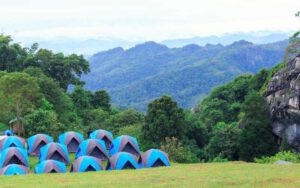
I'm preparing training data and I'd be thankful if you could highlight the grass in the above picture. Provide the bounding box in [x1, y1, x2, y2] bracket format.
[1, 159, 300, 187]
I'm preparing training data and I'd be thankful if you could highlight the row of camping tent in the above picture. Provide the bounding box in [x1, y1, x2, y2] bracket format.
[0, 130, 170, 175]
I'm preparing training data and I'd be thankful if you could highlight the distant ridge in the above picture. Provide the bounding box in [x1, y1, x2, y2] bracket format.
[83, 39, 288, 111]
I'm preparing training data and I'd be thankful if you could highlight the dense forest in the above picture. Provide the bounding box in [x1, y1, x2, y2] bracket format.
[0, 31, 299, 164]
[84, 40, 287, 111]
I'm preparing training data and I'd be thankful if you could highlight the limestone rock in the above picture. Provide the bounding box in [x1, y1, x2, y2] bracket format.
[265, 54, 300, 149]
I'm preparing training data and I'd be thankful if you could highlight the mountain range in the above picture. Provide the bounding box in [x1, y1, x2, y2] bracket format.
[83, 40, 288, 111]
[17, 31, 291, 55]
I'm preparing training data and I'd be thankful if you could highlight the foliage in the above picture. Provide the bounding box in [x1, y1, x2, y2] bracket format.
[254, 151, 300, 164]
[238, 91, 277, 161]
[206, 122, 241, 160]
[160, 137, 199, 163]
[0, 72, 42, 123]
[0, 123, 8, 131]
[143, 96, 186, 147]
[91, 90, 111, 111]
[85, 40, 287, 111]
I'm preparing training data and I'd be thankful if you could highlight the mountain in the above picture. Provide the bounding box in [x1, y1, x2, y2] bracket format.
[16, 31, 291, 56]
[83, 40, 288, 111]
[162, 32, 292, 47]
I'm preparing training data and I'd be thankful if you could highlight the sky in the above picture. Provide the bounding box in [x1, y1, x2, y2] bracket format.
[0, 0, 299, 41]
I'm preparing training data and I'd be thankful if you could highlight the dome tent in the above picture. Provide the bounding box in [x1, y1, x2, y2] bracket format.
[109, 135, 141, 157]
[0, 147, 29, 168]
[139, 149, 170, 168]
[0, 136, 25, 150]
[0, 164, 29, 175]
[39, 143, 70, 165]
[27, 134, 53, 156]
[76, 139, 108, 160]
[89, 129, 113, 150]
[106, 152, 139, 170]
[71, 156, 103, 173]
[34, 160, 67, 174]
[59, 131, 84, 153]
[2, 130, 13, 136]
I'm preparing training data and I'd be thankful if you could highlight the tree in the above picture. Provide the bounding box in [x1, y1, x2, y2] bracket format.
[32, 49, 90, 90]
[23, 67, 82, 128]
[0, 72, 42, 123]
[0, 35, 28, 72]
[91, 90, 111, 111]
[238, 91, 277, 161]
[143, 96, 186, 147]
[206, 122, 241, 160]
[111, 109, 144, 133]
[71, 86, 93, 112]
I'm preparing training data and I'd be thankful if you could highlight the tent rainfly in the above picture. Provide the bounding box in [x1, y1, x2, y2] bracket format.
[109, 135, 141, 157]
[89, 129, 113, 150]
[139, 149, 171, 168]
[27, 134, 53, 156]
[34, 160, 67, 174]
[76, 139, 109, 160]
[39, 143, 70, 165]
[59, 132, 84, 153]
[71, 156, 103, 173]
[0, 164, 29, 175]
[0, 147, 29, 168]
[0, 136, 25, 150]
[106, 152, 139, 170]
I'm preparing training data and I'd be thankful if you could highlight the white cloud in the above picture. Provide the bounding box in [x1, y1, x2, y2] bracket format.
[0, 0, 299, 40]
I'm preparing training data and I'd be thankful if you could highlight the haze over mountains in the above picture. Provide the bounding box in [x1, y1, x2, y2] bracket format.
[83, 39, 288, 111]
[17, 31, 292, 55]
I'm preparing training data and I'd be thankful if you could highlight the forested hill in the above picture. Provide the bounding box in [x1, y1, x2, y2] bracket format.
[83, 40, 288, 111]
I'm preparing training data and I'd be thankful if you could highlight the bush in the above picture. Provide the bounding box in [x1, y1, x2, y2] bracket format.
[160, 137, 199, 163]
[211, 157, 229, 163]
[254, 151, 300, 164]
[0, 123, 8, 132]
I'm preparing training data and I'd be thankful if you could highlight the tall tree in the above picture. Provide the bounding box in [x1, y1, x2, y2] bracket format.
[91, 90, 111, 111]
[0, 72, 42, 123]
[32, 49, 90, 90]
[143, 96, 186, 147]
[238, 91, 277, 161]
[0, 35, 28, 72]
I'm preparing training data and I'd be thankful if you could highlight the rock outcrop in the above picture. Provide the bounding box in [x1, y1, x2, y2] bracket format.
[265, 54, 300, 149]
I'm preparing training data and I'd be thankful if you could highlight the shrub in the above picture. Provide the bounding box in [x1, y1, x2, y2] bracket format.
[160, 137, 199, 163]
[254, 151, 300, 164]
[211, 156, 229, 163]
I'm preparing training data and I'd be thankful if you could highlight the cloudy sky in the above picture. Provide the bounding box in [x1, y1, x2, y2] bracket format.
[0, 0, 299, 41]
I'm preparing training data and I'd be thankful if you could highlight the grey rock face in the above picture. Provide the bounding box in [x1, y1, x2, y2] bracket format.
[265, 54, 300, 149]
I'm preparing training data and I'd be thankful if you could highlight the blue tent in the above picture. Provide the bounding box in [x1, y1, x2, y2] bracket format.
[58, 131, 84, 153]
[2, 130, 13, 136]
[139, 149, 170, 168]
[34, 160, 67, 174]
[110, 135, 141, 157]
[0, 147, 29, 168]
[39, 143, 70, 165]
[71, 156, 103, 173]
[89, 129, 113, 150]
[0, 164, 29, 175]
[76, 139, 108, 160]
[0, 136, 25, 150]
[27, 134, 53, 156]
[106, 152, 139, 170]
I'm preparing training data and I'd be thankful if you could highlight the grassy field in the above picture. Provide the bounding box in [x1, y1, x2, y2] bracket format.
[1, 159, 300, 188]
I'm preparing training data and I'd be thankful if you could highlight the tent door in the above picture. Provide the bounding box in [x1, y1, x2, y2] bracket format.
[152, 158, 165, 167]
[85, 165, 96, 172]
[122, 161, 135, 170]
[123, 143, 139, 157]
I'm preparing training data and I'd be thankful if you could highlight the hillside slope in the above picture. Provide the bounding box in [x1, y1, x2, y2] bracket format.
[83, 40, 288, 111]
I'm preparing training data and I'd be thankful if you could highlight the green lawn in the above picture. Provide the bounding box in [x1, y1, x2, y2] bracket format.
[1, 160, 300, 187]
